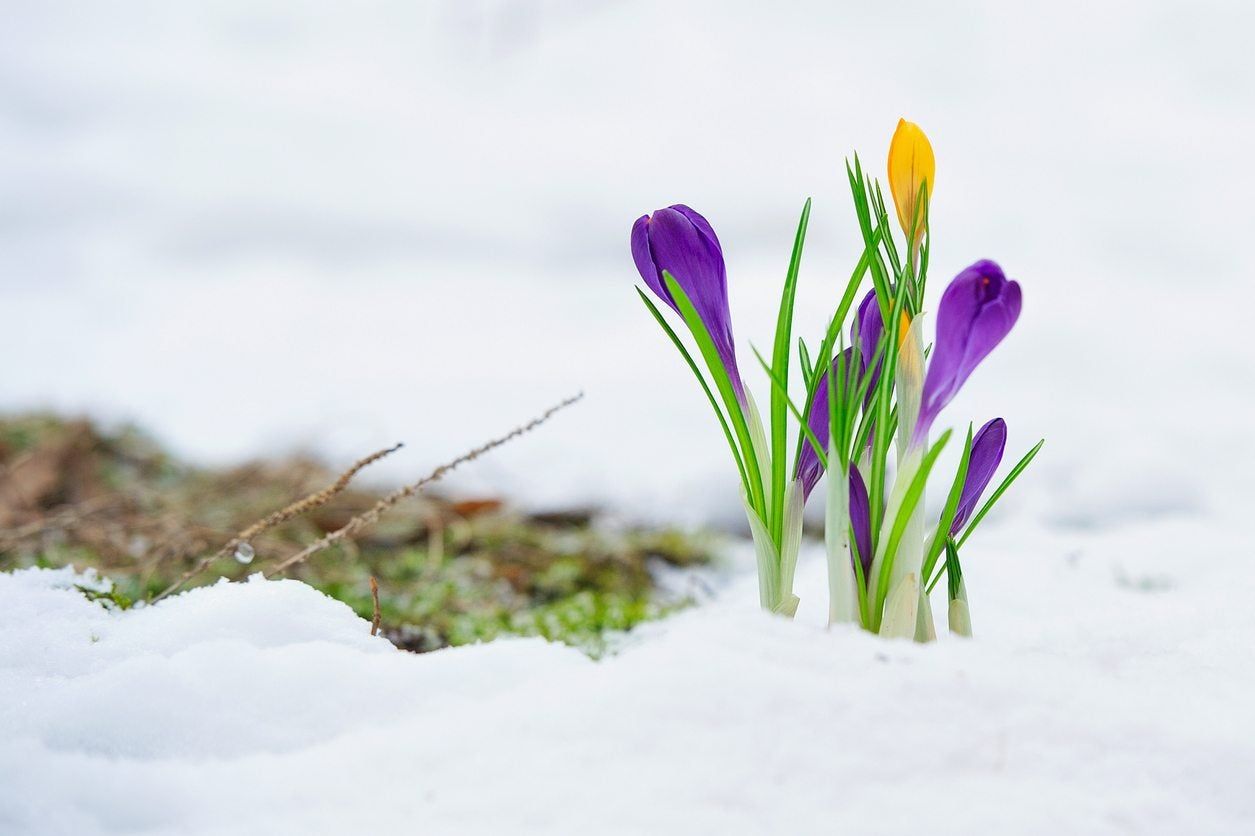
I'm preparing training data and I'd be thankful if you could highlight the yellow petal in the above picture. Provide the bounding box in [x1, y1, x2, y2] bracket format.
[897, 310, 912, 350]
[887, 118, 935, 244]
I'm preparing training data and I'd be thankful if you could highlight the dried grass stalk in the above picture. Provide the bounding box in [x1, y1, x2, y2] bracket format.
[370, 575, 382, 637]
[238, 443, 403, 541]
[267, 392, 583, 577]
[151, 442, 404, 602]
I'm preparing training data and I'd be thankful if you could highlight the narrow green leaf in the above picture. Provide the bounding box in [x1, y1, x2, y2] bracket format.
[906, 180, 925, 259]
[828, 333, 842, 469]
[873, 429, 952, 626]
[849, 516, 870, 628]
[662, 271, 767, 514]
[956, 439, 1046, 548]
[921, 423, 973, 582]
[789, 240, 875, 474]
[826, 228, 881, 353]
[753, 346, 826, 473]
[798, 338, 814, 388]
[916, 184, 931, 304]
[868, 279, 910, 535]
[925, 562, 944, 595]
[636, 289, 751, 497]
[945, 539, 963, 601]
[871, 179, 902, 280]
[769, 198, 812, 542]
[847, 156, 873, 240]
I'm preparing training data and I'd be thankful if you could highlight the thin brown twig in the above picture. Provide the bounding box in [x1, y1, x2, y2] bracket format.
[241, 442, 404, 541]
[267, 392, 583, 577]
[369, 575, 381, 637]
[151, 442, 404, 602]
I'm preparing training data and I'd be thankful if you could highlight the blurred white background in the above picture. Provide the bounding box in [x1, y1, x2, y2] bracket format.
[3, 0, 1253, 527]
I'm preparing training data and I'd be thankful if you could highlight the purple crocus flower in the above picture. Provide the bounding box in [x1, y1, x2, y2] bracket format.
[795, 348, 856, 499]
[848, 465, 872, 579]
[951, 418, 1007, 534]
[632, 205, 744, 400]
[853, 290, 884, 405]
[913, 260, 1022, 446]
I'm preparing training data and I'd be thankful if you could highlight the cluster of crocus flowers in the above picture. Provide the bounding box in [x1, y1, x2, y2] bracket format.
[632, 119, 1043, 639]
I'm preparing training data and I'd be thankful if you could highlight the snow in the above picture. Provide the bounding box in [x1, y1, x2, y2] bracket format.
[3, 509, 1254, 835]
[3, 2, 1255, 832]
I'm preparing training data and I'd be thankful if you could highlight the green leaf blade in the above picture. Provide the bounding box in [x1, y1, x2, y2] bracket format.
[661, 271, 767, 514]
[956, 439, 1046, 548]
[769, 198, 812, 542]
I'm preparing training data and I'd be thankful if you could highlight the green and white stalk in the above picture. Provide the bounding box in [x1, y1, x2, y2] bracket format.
[868, 315, 932, 638]
[744, 391, 775, 529]
[777, 479, 804, 617]
[915, 589, 937, 642]
[742, 389, 802, 616]
[741, 388, 804, 618]
[948, 583, 971, 637]
[825, 449, 858, 626]
[742, 498, 778, 612]
[866, 431, 951, 636]
[741, 479, 802, 618]
[894, 316, 934, 642]
[866, 444, 918, 633]
[945, 540, 972, 637]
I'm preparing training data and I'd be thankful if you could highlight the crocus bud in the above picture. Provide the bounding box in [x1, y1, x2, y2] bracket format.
[632, 205, 744, 400]
[951, 418, 1007, 534]
[913, 260, 1021, 446]
[887, 118, 935, 244]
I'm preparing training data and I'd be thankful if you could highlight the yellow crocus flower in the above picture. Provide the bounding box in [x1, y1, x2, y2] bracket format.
[887, 119, 935, 244]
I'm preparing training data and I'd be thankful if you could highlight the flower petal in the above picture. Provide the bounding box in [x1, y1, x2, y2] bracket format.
[887, 118, 935, 243]
[951, 418, 1007, 533]
[631, 205, 744, 398]
[630, 214, 668, 305]
[915, 260, 1021, 443]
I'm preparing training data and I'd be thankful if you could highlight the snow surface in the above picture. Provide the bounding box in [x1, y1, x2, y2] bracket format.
[3, 3, 1255, 832]
[3, 509, 1254, 835]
